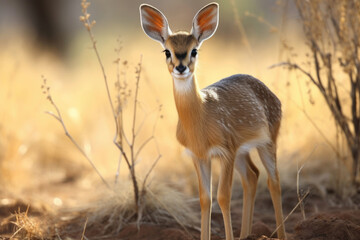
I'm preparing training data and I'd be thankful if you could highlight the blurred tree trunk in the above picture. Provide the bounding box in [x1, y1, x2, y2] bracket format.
[288, 0, 360, 185]
[23, 0, 67, 55]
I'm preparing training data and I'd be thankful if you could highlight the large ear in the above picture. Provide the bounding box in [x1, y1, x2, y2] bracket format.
[191, 3, 219, 44]
[140, 4, 171, 45]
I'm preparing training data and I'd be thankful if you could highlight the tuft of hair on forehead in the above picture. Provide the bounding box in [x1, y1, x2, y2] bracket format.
[166, 33, 198, 52]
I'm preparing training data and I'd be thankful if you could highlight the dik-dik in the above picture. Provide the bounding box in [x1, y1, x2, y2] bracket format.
[140, 3, 286, 239]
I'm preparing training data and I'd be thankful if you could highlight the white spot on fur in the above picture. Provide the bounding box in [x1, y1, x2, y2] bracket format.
[237, 128, 270, 155]
[207, 146, 229, 159]
[185, 148, 195, 158]
[207, 89, 219, 100]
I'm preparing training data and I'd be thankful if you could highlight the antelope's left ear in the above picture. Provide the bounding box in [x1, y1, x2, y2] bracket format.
[191, 3, 219, 45]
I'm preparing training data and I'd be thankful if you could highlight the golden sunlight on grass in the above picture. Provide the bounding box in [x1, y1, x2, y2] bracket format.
[0, 0, 359, 239]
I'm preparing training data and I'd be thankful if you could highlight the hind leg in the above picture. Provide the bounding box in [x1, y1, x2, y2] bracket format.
[257, 144, 286, 239]
[235, 152, 259, 239]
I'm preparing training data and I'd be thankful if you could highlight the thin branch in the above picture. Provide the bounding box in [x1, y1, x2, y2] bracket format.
[114, 39, 124, 184]
[134, 136, 154, 161]
[82, 3, 134, 172]
[287, 0, 360, 183]
[312, 45, 326, 92]
[269, 62, 319, 88]
[297, 161, 306, 220]
[296, 145, 319, 220]
[45, 111, 110, 189]
[80, 218, 88, 240]
[295, 100, 343, 161]
[143, 154, 162, 188]
[10, 225, 24, 239]
[131, 56, 143, 148]
[42, 79, 110, 189]
[55, 228, 63, 240]
[81, 6, 116, 121]
[114, 120, 131, 148]
[270, 189, 310, 238]
[114, 141, 132, 170]
[135, 99, 161, 138]
[115, 154, 122, 184]
[272, 77, 343, 159]
[135, 113, 150, 137]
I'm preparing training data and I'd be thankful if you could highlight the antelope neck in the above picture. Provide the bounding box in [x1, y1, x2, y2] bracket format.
[172, 74, 204, 129]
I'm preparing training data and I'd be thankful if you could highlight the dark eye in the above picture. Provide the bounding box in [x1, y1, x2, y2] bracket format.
[191, 49, 197, 57]
[164, 49, 171, 58]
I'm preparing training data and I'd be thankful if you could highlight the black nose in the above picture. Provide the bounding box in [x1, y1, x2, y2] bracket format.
[175, 64, 186, 74]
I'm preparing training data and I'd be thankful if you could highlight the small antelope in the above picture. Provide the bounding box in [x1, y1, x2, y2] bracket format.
[140, 3, 286, 240]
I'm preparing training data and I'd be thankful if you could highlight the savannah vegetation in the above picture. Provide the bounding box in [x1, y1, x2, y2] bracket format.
[0, 0, 359, 239]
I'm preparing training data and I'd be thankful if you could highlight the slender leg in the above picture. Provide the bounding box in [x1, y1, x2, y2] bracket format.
[235, 152, 259, 239]
[257, 144, 286, 239]
[217, 159, 235, 240]
[193, 158, 212, 240]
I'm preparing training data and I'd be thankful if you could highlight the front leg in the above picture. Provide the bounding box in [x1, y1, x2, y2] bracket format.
[193, 158, 212, 240]
[217, 159, 235, 240]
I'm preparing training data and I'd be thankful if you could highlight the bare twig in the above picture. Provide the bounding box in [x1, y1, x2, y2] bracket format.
[42, 77, 110, 189]
[115, 154, 122, 184]
[295, 146, 321, 221]
[55, 228, 63, 240]
[80, 218, 88, 240]
[270, 189, 310, 238]
[143, 154, 162, 188]
[114, 38, 124, 185]
[78, 0, 163, 222]
[297, 161, 306, 220]
[291, 0, 360, 184]
[80, 0, 116, 121]
[9, 225, 24, 239]
[270, 62, 345, 162]
[269, 62, 319, 88]
[131, 56, 143, 147]
[134, 136, 154, 161]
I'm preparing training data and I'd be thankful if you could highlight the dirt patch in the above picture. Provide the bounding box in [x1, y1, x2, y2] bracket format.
[294, 211, 360, 240]
[0, 186, 359, 240]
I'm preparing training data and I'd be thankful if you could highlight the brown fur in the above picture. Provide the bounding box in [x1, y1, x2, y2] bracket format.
[140, 3, 286, 239]
[173, 72, 281, 161]
[165, 33, 197, 74]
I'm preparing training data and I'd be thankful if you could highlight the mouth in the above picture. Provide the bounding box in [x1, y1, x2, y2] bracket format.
[172, 67, 191, 79]
[171, 72, 191, 79]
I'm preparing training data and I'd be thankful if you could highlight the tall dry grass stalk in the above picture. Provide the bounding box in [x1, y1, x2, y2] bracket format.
[80, 0, 161, 220]
[42, 77, 110, 189]
[40, 0, 199, 237]
[79, 1, 163, 220]
[275, 0, 360, 185]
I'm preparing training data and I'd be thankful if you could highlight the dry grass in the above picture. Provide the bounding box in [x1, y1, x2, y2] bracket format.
[1, 1, 359, 239]
[277, 0, 360, 185]
[64, 181, 197, 236]
[8, 206, 50, 240]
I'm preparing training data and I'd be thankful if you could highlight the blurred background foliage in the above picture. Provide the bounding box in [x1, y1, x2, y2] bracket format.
[0, 0, 354, 203]
[0, 0, 298, 58]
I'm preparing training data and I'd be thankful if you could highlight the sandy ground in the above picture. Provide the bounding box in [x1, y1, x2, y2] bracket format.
[1, 180, 359, 240]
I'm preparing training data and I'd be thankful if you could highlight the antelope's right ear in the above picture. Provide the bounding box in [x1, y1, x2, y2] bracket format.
[140, 4, 171, 46]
